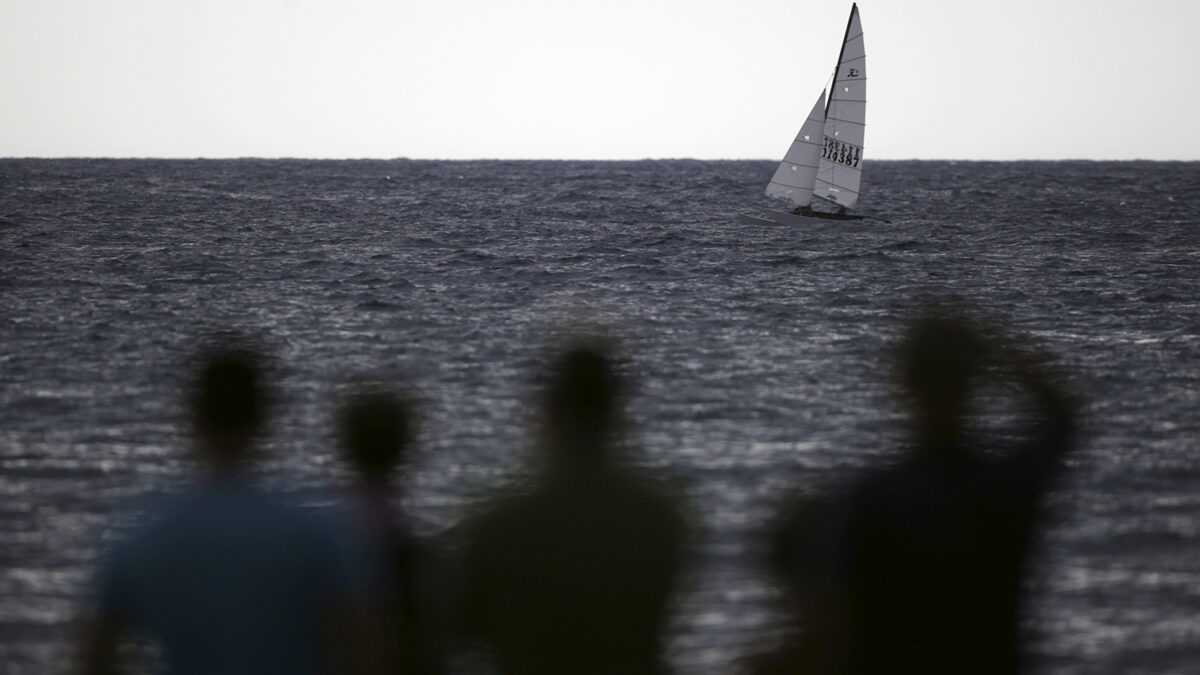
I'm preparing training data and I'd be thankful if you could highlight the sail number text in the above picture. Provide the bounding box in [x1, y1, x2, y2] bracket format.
[822, 137, 861, 168]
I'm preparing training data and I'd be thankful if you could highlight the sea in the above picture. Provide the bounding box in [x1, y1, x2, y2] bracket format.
[2, 158, 1199, 673]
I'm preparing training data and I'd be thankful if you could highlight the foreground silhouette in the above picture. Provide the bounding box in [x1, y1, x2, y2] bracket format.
[461, 338, 687, 674]
[78, 342, 378, 675]
[338, 385, 446, 674]
[830, 308, 1077, 674]
[744, 490, 848, 675]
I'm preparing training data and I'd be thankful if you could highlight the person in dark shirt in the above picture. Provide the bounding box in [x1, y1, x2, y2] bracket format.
[745, 491, 849, 675]
[834, 307, 1076, 674]
[461, 337, 687, 675]
[337, 385, 446, 674]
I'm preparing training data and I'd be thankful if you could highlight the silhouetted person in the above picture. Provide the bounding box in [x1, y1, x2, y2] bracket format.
[338, 386, 445, 674]
[461, 338, 686, 675]
[744, 492, 848, 675]
[78, 342, 378, 675]
[833, 308, 1076, 674]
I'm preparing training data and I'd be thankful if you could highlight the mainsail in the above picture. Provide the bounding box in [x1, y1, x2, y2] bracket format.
[765, 91, 827, 207]
[813, 3, 866, 210]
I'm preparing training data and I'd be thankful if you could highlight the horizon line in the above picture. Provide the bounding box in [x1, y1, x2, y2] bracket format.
[3, 155, 1197, 163]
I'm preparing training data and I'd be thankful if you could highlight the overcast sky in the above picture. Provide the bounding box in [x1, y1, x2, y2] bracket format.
[2, 0, 1197, 160]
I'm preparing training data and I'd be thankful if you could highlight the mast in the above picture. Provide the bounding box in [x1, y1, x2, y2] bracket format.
[826, 3, 858, 118]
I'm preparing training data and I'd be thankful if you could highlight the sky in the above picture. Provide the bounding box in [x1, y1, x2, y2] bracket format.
[2, 0, 1198, 161]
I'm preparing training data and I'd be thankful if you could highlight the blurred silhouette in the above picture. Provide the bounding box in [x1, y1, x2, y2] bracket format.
[827, 307, 1077, 674]
[460, 337, 686, 675]
[78, 341, 380, 675]
[337, 385, 446, 674]
[743, 491, 848, 675]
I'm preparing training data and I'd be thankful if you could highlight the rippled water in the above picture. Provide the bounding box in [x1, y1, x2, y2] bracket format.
[2, 159, 1199, 672]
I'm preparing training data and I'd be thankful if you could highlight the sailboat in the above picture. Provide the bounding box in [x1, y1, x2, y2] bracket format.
[741, 3, 869, 225]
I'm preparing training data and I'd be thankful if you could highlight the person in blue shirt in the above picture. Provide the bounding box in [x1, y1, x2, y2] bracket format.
[78, 342, 381, 675]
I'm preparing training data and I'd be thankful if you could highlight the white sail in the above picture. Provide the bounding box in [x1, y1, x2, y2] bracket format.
[814, 3, 866, 210]
[765, 90, 827, 207]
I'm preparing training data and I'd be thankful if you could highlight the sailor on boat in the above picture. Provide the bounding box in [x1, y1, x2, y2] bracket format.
[790, 202, 855, 220]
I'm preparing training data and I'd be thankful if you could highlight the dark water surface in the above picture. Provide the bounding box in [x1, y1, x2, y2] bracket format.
[2, 159, 1199, 672]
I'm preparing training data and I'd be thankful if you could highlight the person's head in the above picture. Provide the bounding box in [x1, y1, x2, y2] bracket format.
[338, 388, 414, 487]
[189, 345, 268, 468]
[896, 306, 987, 443]
[541, 338, 623, 462]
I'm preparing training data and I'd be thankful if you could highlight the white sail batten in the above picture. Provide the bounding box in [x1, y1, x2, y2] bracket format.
[765, 90, 827, 207]
[814, 4, 866, 211]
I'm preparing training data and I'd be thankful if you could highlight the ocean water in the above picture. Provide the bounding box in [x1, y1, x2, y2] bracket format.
[2, 158, 1199, 672]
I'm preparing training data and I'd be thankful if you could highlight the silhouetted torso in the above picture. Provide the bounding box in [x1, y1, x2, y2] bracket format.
[94, 477, 364, 675]
[335, 385, 446, 674]
[463, 462, 684, 675]
[748, 492, 849, 675]
[342, 486, 438, 674]
[835, 402, 1073, 674]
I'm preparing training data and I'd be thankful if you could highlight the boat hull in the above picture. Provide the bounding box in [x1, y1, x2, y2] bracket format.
[738, 209, 865, 226]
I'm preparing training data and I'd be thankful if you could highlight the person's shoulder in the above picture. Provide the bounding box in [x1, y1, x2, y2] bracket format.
[460, 488, 540, 542]
[220, 486, 355, 555]
[102, 484, 217, 548]
[841, 457, 940, 520]
[628, 477, 684, 517]
[847, 459, 912, 497]
[599, 471, 688, 538]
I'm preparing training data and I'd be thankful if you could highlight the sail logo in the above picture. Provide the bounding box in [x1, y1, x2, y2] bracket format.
[847, 68, 860, 78]
[822, 137, 861, 168]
